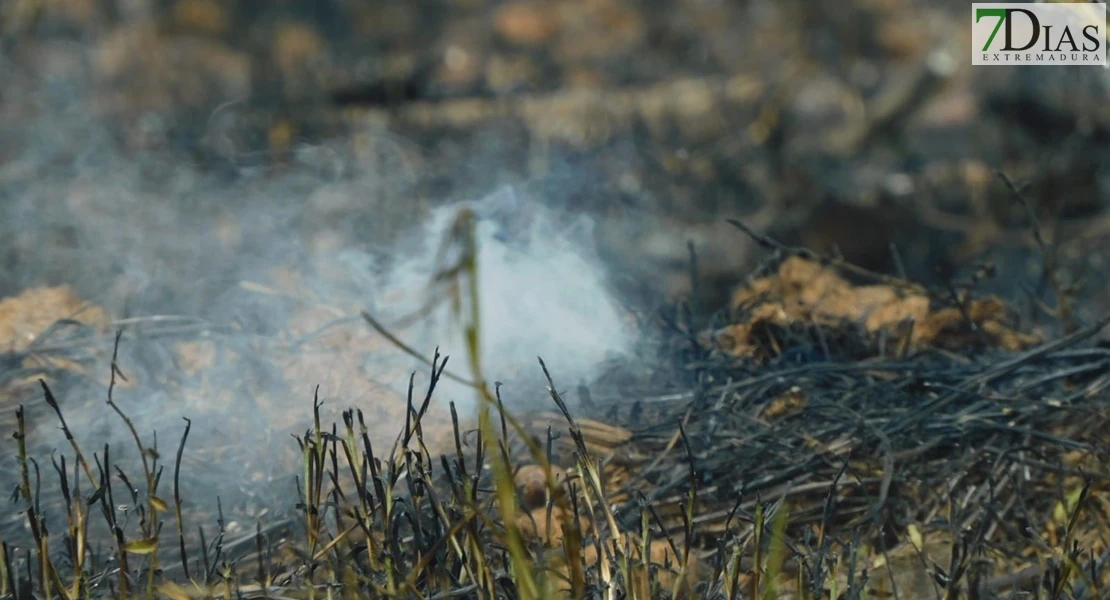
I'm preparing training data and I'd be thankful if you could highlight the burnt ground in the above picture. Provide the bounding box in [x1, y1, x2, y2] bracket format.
[2, 0, 1108, 308]
[1, 0, 1109, 598]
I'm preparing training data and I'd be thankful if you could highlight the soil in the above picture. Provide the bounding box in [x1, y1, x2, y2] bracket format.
[1, 0, 1108, 597]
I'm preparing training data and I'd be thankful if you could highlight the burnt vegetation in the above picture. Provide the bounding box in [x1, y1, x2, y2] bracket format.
[2, 1, 1109, 599]
[2, 220, 1109, 600]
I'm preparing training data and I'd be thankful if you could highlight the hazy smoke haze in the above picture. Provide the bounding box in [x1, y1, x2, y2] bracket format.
[0, 38, 636, 543]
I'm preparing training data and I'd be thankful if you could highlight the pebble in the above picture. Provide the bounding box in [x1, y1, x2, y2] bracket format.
[494, 2, 559, 46]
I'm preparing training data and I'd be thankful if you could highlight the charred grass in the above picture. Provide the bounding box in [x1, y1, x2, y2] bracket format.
[2, 217, 1109, 600]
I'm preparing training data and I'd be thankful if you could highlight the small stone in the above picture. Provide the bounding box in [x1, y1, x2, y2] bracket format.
[514, 464, 567, 508]
[516, 504, 587, 547]
[919, 89, 978, 128]
[274, 22, 327, 77]
[630, 540, 703, 595]
[436, 40, 483, 89]
[875, 17, 929, 58]
[171, 0, 229, 36]
[494, 2, 559, 46]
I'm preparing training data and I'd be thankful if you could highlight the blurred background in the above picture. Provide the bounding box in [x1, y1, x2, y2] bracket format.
[2, 0, 1109, 305]
[1, 0, 1108, 556]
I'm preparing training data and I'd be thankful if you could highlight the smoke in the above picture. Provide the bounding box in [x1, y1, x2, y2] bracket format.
[376, 185, 635, 408]
[0, 35, 636, 542]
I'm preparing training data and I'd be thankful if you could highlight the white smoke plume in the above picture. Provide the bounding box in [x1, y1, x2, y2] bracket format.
[0, 35, 637, 543]
[374, 184, 635, 409]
